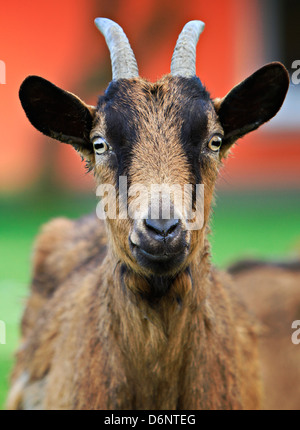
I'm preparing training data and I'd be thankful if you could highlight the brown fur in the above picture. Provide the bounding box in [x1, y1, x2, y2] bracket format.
[230, 262, 300, 410]
[7, 58, 289, 409]
[7, 215, 261, 409]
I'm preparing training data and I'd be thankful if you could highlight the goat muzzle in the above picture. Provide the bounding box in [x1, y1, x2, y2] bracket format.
[129, 215, 189, 276]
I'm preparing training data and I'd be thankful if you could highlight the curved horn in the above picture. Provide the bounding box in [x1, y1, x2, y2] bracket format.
[171, 20, 205, 77]
[95, 18, 139, 80]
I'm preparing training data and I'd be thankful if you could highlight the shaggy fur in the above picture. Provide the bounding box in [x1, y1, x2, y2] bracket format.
[230, 261, 300, 410]
[7, 215, 261, 410]
[6, 57, 289, 409]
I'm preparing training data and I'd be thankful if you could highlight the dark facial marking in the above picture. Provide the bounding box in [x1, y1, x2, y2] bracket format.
[177, 77, 212, 188]
[96, 76, 212, 198]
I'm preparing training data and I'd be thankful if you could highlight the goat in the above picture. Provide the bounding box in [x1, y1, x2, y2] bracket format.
[6, 18, 289, 410]
[229, 259, 300, 410]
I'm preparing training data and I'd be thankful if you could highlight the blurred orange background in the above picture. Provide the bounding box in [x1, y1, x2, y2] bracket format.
[1, 0, 300, 410]
[0, 0, 299, 193]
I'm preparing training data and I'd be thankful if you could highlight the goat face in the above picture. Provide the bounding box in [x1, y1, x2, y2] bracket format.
[19, 19, 289, 282]
[90, 75, 221, 277]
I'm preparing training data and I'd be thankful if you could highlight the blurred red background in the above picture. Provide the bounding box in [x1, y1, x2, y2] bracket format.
[0, 0, 299, 193]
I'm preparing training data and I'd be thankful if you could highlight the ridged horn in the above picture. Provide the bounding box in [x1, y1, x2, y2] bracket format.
[95, 18, 139, 80]
[171, 20, 205, 77]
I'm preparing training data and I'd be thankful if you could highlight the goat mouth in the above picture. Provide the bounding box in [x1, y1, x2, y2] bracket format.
[138, 247, 181, 261]
[129, 239, 188, 275]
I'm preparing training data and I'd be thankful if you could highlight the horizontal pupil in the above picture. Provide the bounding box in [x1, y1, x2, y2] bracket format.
[94, 143, 105, 149]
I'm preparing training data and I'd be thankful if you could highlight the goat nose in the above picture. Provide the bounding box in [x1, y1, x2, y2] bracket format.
[144, 218, 180, 238]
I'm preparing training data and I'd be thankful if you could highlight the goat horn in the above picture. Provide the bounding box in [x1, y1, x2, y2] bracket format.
[95, 18, 139, 80]
[171, 20, 205, 77]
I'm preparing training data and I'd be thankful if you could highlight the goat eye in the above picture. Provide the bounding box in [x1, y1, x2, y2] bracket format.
[207, 135, 222, 152]
[93, 137, 109, 155]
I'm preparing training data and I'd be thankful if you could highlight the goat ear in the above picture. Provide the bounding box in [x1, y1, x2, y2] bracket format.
[19, 75, 96, 153]
[214, 62, 289, 157]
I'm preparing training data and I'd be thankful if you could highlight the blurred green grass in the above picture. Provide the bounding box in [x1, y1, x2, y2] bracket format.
[0, 188, 299, 409]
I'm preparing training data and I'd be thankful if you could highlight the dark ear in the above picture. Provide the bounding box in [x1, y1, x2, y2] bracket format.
[19, 75, 96, 152]
[214, 62, 289, 156]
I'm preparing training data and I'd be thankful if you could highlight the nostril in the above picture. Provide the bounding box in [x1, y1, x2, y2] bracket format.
[167, 221, 179, 235]
[144, 218, 180, 238]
